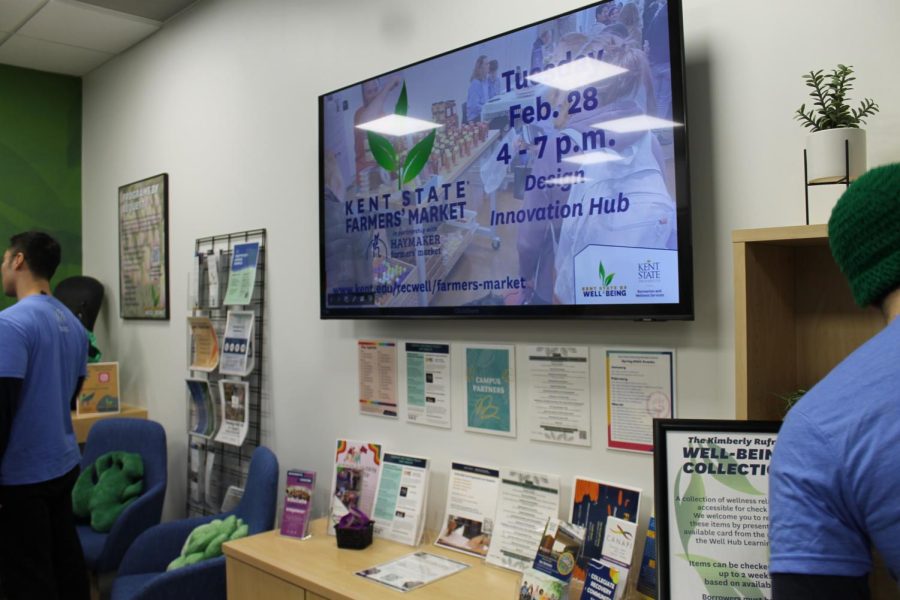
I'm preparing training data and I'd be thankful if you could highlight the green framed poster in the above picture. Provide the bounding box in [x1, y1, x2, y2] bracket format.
[118, 173, 169, 320]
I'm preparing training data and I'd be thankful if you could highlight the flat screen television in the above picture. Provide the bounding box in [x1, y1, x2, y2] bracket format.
[320, 0, 692, 319]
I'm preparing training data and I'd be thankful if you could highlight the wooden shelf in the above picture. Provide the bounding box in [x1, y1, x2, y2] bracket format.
[733, 225, 883, 420]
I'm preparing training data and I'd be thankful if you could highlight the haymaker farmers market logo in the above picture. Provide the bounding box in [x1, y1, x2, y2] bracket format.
[365, 82, 436, 191]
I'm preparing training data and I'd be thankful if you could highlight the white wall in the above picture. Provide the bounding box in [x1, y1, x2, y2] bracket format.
[81, 0, 900, 532]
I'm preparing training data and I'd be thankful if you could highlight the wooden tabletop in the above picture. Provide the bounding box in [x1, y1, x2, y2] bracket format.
[223, 517, 521, 600]
[71, 404, 148, 444]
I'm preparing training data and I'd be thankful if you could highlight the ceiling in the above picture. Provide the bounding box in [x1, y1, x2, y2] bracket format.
[0, 0, 197, 76]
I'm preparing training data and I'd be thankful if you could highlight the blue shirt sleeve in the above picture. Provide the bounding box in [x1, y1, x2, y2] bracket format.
[769, 409, 871, 577]
[466, 80, 484, 122]
[0, 319, 28, 379]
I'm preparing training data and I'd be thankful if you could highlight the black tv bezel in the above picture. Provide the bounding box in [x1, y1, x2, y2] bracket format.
[319, 0, 693, 321]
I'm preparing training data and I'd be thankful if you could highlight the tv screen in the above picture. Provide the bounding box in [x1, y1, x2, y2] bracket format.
[320, 0, 692, 319]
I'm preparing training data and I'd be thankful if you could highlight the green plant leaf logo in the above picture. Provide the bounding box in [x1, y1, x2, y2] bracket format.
[598, 261, 615, 286]
[395, 82, 408, 116]
[704, 442, 765, 497]
[674, 464, 705, 558]
[367, 131, 397, 172]
[402, 129, 435, 184]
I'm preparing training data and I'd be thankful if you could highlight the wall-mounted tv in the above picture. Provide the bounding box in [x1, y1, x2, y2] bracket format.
[320, 0, 692, 319]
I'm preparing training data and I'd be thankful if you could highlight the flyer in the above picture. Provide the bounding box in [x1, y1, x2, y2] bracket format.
[606, 349, 675, 453]
[635, 514, 658, 599]
[486, 469, 561, 572]
[214, 379, 249, 446]
[188, 436, 206, 505]
[77, 362, 120, 415]
[570, 478, 642, 582]
[355, 552, 469, 593]
[224, 241, 260, 306]
[328, 440, 383, 535]
[600, 517, 638, 567]
[580, 559, 629, 600]
[524, 345, 591, 446]
[435, 462, 501, 558]
[358, 339, 398, 418]
[190, 253, 201, 309]
[532, 518, 585, 582]
[372, 452, 430, 546]
[281, 470, 316, 539]
[186, 378, 216, 438]
[219, 310, 254, 376]
[404, 342, 451, 429]
[188, 316, 219, 372]
[518, 567, 569, 600]
[465, 344, 516, 437]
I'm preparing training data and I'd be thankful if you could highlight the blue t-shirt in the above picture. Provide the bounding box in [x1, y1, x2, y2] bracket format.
[0, 294, 87, 485]
[769, 316, 900, 578]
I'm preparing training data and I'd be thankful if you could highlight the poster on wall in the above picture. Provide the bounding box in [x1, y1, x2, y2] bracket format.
[465, 344, 516, 437]
[358, 339, 399, 418]
[524, 345, 591, 446]
[606, 348, 675, 453]
[119, 173, 169, 320]
[404, 342, 451, 429]
[654, 419, 780, 600]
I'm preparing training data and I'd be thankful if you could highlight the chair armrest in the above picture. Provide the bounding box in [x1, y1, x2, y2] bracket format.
[96, 482, 167, 573]
[117, 514, 221, 576]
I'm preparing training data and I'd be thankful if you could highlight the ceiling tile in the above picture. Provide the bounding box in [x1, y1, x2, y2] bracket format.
[77, 0, 196, 23]
[18, 0, 159, 55]
[0, 0, 45, 32]
[0, 33, 112, 76]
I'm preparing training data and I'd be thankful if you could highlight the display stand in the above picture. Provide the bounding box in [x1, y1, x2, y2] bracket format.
[803, 139, 850, 225]
[186, 228, 266, 517]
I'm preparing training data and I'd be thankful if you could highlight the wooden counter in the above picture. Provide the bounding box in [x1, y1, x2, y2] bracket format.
[224, 518, 520, 600]
[71, 404, 148, 444]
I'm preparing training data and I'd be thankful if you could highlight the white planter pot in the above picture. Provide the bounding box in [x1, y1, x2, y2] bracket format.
[806, 128, 867, 184]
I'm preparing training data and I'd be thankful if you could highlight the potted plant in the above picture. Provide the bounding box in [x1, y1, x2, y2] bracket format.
[796, 64, 879, 183]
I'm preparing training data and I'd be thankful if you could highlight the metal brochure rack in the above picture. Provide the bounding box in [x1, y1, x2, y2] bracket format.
[187, 228, 266, 517]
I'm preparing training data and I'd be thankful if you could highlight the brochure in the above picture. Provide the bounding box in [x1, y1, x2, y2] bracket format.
[464, 344, 516, 437]
[532, 518, 585, 582]
[524, 345, 591, 446]
[77, 362, 120, 415]
[600, 516, 638, 567]
[190, 252, 202, 309]
[224, 241, 260, 306]
[207, 252, 221, 308]
[281, 469, 316, 539]
[486, 469, 561, 572]
[219, 310, 255, 376]
[404, 342, 451, 429]
[328, 440, 383, 535]
[635, 514, 657, 599]
[358, 339, 398, 418]
[186, 378, 216, 438]
[220, 485, 244, 513]
[570, 478, 641, 581]
[518, 567, 569, 600]
[372, 452, 430, 546]
[435, 462, 501, 558]
[214, 379, 249, 446]
[188, 316, 219, 372]
[355, 551, 469, 593]
[188, 436, 206, 505]
[580, 559, 629, 600]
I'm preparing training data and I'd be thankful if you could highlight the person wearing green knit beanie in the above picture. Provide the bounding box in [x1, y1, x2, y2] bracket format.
[769, 163, 900, 600]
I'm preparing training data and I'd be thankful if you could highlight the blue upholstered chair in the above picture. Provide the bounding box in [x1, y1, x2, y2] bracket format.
[77, 419, 168, 576]
[110, 446, 279, 600]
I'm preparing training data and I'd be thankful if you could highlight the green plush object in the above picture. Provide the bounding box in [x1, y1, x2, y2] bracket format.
[72, 451, 144, 533]
[166, 515, 249, 571]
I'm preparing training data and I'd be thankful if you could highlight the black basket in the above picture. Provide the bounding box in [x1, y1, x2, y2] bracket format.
[335, 520, 374, 550]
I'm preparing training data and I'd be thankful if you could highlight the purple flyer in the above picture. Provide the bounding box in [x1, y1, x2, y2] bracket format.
[280, 470, 316, 539]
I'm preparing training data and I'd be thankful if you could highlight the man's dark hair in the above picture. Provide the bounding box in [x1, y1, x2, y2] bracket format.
[7, 231, 61, 281]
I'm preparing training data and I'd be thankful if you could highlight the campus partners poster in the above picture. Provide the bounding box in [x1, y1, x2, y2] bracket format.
[654, 420, 780, 600]
[119, 173, 168, 319]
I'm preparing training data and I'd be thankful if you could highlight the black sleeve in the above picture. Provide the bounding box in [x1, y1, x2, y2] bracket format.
[69, 377, 84, 412]
[772, 572, 870, 600]
[0, 377, 23, 464]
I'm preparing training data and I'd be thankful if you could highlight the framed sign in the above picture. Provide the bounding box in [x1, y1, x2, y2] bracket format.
[654, 419, 780, 600]
[119, 173, 169, 319]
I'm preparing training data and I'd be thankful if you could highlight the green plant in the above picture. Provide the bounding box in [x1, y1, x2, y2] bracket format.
[775, 389, 807, 415]
[795, 64, 879, 131]
[367, 82, 436, 190]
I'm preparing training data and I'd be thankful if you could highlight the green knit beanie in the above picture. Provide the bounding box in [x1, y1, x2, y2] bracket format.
[828, 163, 900, 307]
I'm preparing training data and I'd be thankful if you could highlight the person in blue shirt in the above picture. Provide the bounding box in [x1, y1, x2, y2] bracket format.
[0, 231, 89, 600]
[769, 163, 900, 599]
[466, 55, 488, 123]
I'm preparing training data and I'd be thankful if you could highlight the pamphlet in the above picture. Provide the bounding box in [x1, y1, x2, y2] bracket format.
[358, 339, 398, 418]
[190, 252, 201, 309]
[519, 567, 569, 600]
[281, 469, 316, 539]
[525, 345, 591, 446]
[605, 349, 675, 453]
[372, 452, 430, 546]
[355, 551, 469, 593]
[219, 310, 255, 376]
[532, 518, 585, 582]
[188, 317, 219, 372]
[220, 485, 244, 513]
[464, 344, 516, 437]
[600, 516, 638, 567]
[635, 514, 657, 599]
[77, 362, 121, 415]
[404, 342, 451, 429]
[207, 252, 220, 308]
[580, 559, 629, 600]
[188, 436, 206, 505]
[435, 462, 501, 558]
[224, 241, 260, 306]
[570, 478, 642, 581]
[328, 439, 383, 535]
[186, 378, 216, 438]
[486, 469, 560, 572]
[214, 379, 249, 446]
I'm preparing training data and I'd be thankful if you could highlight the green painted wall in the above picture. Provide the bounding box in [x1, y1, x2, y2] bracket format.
[0, 64, 81, 309]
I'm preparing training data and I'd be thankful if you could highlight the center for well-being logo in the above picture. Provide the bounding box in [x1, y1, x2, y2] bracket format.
[598, 261, 615, 287]
[366, 82, 436, 191]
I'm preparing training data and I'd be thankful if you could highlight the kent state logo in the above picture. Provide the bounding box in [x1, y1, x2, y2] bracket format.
[638, 259, 662, 281]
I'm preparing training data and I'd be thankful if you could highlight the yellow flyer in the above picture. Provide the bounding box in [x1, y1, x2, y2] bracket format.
[77, 362, 121, 415]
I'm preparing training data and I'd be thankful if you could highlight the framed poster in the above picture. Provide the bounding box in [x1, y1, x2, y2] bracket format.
[654, 419, 780, 600]
[119, 173, 169, 319]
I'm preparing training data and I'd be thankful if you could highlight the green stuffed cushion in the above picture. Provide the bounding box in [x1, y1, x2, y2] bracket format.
[167, 515, 249, 571]
[72, 451, 144, 533]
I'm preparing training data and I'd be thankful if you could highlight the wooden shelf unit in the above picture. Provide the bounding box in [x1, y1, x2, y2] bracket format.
[733, 225, 883, 420]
